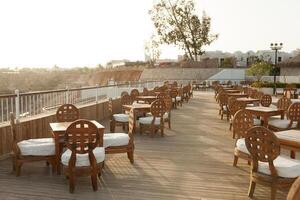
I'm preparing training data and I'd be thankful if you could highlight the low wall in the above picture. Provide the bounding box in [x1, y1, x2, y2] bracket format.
[0, 98, 122, 159]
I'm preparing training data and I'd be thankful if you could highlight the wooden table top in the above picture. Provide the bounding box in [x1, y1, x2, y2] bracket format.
[136, 96, 157, 99]
[50, 120, 104, 132]
[123, 103, 151, 110]
[246, 106, 282, 113]
[236, 97, 260, 103]
[275, 130, 300, 149]
[227, 94, 248, 98]
[225, 90, 240, 93]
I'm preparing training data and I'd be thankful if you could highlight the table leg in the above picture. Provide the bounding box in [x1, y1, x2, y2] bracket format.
[54, 134, 61, 175]
[132, 110, 137, 134]
[263, 116, 269, 127]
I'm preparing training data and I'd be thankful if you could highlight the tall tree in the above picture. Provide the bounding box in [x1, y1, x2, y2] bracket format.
[144, 34, 161, 67]
[149, 0, 218, 61]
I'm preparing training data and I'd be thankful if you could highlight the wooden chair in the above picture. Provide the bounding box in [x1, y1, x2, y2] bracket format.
[10, 113, 56, 176]
[269, 96, 292, 121]
[163, 96, 172, 129]
[62, 120, 105, 193]
[104, 109, 135, 163]
[287, 177, 300, 200]
[139, 99, 166, 137]
[268, 102, 300, 131]
[56, 104, 79, 122]
[143, 88, 148, 96]
[232, 109, 253, 166]
[245, 126, 300, 200]
[176, 88, 184, 107]
[218, 92, 229, 120]
[109, 97, 130, 132]
[170, 88, 179, 109]
[228, 97, 246, 131]
[130, 89, 139, 102]
[260, 94, 272, 107]
[121, 91, 129, 97]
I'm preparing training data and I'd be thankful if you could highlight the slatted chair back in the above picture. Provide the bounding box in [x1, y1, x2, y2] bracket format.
[157, 92, 169, 100]
[232, 109, 253, 138]
[153, 86, 160, 92]
[169, 88, 178, 99]
[121, 94, 132, 105]
[254, 91, 264, 100]
[143, 88, 148, 96]
[260, 94, 272, 107]
[249, 89, 258, 98]
[150, 99, 166, 118]
[173, 81, 178, 87]
[178, 88, 183, 97]
[147, 90, 156, 96]
[245, 126, 280, 177]
[287, 176, 300, 200]
[65, 120, 102, 167]
[243, 87, 250, 95]
[108, 98, 113, 119]
[164, 96, 173, 112]
[277, 96, 292, 112]
[121, 91, 129, 97]
[228, 97, 246, 117]
[218, 92, 228, 107]
[287, 103, 300, 125]
[159, 85, 168, 92]
[56, 104, 79, 122]
[130, 89, 139, 101]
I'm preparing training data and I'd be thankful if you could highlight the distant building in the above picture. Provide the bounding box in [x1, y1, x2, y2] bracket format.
[106, 59, 130, 68]
[279, 54, 300, 76]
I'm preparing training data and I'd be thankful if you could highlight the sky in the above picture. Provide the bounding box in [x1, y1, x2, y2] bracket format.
[0, 0, 299, 68]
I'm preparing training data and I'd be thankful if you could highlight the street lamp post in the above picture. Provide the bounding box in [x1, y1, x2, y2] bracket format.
[270, 42, 283, 95]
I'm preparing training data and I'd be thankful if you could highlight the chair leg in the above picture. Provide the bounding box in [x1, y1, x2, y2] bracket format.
[69, 174, 75, 193]
[139, 124, 143, 135]
[16, 162, 22, 177]
[233, 155, 238, 167]
[11, 157, 16, 172]
[229, 123, 232, 131]
[160, 125, 164, 137]
[168, 119, 171, 129]
[270, 185, 277, 200]
[91, 174, 98, 191]
[248, 178, 256, 198]
[127, 151, 134, 164]
[110, 120, 115, 133]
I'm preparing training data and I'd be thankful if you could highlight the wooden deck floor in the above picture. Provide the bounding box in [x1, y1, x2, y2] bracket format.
[0, 91, 290, 200]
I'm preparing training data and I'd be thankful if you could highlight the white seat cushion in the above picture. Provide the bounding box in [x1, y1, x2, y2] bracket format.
[113, 113, 129, 122]
[176, 96, 182, 101]
[138, 116, 161, 125]
[268, 119, 297, 129]
[253, 118, 261, 126]
[236, 138, 249, 154]
[103, 133, 129, 148]
[258, 156, 300, 178]
[61, 147, 105, 167]
[18, 138, 55, 156]
[146, 112, 169, 119]
[247, 103, 255, 107]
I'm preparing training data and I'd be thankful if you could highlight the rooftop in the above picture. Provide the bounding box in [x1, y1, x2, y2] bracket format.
[0, 91, 292, 199]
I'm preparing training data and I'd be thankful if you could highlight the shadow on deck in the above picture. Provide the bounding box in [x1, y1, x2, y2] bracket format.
[0, 92, 288, 200]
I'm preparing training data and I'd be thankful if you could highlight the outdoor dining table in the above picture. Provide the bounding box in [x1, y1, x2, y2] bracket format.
[123, 103, 151, 133]
[225, 89, 240, 93]
[136, 95, 157, 104]
[49, 120, 105, 174]
[236, 97, 260, 104]
[245, 106, 284, 127]
[275, 130, 300, 159]
[227, 93, 248, 98]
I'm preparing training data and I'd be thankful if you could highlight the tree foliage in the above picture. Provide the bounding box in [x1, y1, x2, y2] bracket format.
[149, 0, 218, 61]
[144, 34, 161, 67]
[246, 61, 272, 81]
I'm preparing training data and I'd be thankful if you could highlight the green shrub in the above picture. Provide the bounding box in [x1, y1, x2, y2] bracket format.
[251, 81, 300, 88]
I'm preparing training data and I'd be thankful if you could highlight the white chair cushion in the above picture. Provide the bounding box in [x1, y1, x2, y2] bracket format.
[113, 113, 129, 122]
[247, 103, 255, 107]
[103, 133, 129, 148]
[236, 138, 249, 154]
[138, 116, 161, 125]
[258, 156, 300, 178]
[146, 112, 169, 119]
[268, 119, 297, 129]
[176, 96, 182, 101]
[253, 118, 261, 126]
[222, 106, 228, 111]
[18, 138, 55, 156]
[61, 147, 105, 167]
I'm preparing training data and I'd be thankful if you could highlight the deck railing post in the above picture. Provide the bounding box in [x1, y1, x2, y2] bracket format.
[66, 86, 69, 104]
[95, 84, 99, 103]
[15, 89, 20, 122]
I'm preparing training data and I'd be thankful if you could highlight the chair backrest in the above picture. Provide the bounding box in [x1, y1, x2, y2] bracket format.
[169, 89, 178, 98]
[173, 81, 178, 87]
[287, 176, 300, 200]
[108, 98, 113, 118]
[228, 98, 246, 117]
[277, 96, 292, 112]
[218, 92, 228, 106]
[232, 109, 253, 138]
[260, 94, 272, 107]
[121, 91, 129, 97]
[157, 92, 169, 99]
[143, 88, 148, 96]
[65, 120, 101, 152]
[150, 99, 166, 118]
[245, 126, 280, 177]
[287, 103, 300, 123]
[56, 104, 79, 122]
[121, 94, 132, 105]
[163, 96, 172, 112]
[130, 89, 139, 101]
